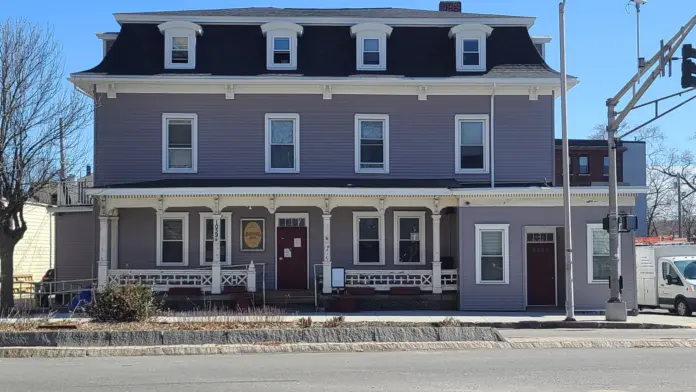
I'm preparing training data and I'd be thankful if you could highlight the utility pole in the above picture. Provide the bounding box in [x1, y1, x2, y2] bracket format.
[558, 0, 575, 322]
[677, 177, 683, 237]
[605, 15, 696, 321]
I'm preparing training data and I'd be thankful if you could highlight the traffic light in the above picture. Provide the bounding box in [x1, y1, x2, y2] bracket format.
[682, 44, 696, 89]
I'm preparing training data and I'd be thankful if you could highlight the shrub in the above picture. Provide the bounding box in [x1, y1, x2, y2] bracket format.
[88, 284, 159, 322]
[297, 316, 313, 328]
[324, 315, 345, 328]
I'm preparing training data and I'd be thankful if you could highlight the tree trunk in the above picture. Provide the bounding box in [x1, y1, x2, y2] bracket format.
[0, 240, 17, 310]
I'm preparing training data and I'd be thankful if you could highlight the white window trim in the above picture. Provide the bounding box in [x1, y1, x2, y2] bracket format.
[351, 23, 392, 71]
[264, 113, 300, 173]
[161, 113, 198, 174]
[261, 22, 303, 71]
[158, 21, 203, 70]
[156, 212, 189, 267]
[586, 223, 621, 284]
[199, 212, 233, 266]
[455, 114, 490, 174]
[393, 211, 426, 265]
[354, 114, 390, 173]
[449, 24, 492, 72]
[353, 211, 385, 266]
[475, 224, 510, 284]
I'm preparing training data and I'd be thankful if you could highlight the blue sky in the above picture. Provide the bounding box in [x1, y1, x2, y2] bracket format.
[2, 0, 695, 152]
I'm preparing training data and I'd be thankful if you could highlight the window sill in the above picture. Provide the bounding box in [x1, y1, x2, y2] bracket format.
[267, 64, 297, 71]
[356, 169, 389, 174]
[357, 65, 386, 71]
[394, 261, 426, 266]
[353, 262, 385, 266]
[200, 262, 233, 266]
[163, 169, 197, 174]
[588, 280, 609, 285]
[475, 281, 509, 285]
[265, 169, 300, 174]
[456, 66, 486, 72]
[165, 63, 195, 70]
[156, 262, 189, 267]
[456, 169, 489, 174]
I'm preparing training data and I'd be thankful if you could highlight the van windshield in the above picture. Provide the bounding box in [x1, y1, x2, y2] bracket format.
[674, 260, 696, 279]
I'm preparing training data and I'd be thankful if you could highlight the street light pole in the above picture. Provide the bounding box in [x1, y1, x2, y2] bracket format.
[559, 0, 576, 322]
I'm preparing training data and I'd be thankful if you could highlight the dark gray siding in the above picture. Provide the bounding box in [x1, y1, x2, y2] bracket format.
[55, 211, 96, 281]
[457, 206, 636, 311]
[94, 94, 553, 186]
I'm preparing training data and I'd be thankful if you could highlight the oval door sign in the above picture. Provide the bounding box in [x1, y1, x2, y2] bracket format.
[243, 221, 263, 249]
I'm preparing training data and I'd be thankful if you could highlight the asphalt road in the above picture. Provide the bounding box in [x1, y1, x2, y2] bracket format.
[1, 349, 693, 392]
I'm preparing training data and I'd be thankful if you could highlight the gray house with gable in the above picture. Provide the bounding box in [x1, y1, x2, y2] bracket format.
[54, 1, 643, 312]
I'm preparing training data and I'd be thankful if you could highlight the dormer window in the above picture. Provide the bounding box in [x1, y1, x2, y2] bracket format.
[350, 23, 393, 71]
[261, 22, 303, 71]
[449, 24, 493, 72]
[158, 21, 203, 70]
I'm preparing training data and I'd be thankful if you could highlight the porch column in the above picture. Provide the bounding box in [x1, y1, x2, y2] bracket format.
[109, 215, 119, 270]
[211, 214, 222, 294]
[322, 213, 332, 294]
[247, 261, 257, 292]
[97, 216, 109, 291]
[432, 214, 442, 294]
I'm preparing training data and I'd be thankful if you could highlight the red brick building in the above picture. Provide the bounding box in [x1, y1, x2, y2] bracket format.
[554, 139, 625, 186]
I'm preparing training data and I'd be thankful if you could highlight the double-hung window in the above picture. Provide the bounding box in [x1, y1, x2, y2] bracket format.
[579, 155, 589, 175]
[353, 212, 385, 265]
[362, 38, 381, 66]
[461, 39, 481, 67]
[475, 224, 509, 284]
[157, 212, 189, 266]
[199, 213, 232, 266]
[158, 21, 202, 69]
[171, 37, 190, 64]
[162, 113, 197, 173]
[449, 25, 491, 72]
[355, 114, 389, 173]
[273, 37, 291, 65]
[351, 24, 392, 71]
[455, 114, 489, 173]
[587, 223, 619, 283]
[603, 156, 609, 176]
[393, 211, 426, 265]
[265, 114, 300, 173]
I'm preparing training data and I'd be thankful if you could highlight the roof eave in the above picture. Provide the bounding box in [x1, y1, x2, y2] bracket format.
[112, 13, 536, 28]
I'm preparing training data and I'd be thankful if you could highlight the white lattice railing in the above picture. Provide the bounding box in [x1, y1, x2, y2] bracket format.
[345, 270, 434, 291]
[107, 270, 213, 292]
[441, 269, 458, 291]
[221, 270, 248, 287]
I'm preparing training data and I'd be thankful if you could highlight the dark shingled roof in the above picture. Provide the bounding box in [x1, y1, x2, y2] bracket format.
[118, 7, 530, 20]
[78, 24, 558, 78]
[99, 179, 546, 189]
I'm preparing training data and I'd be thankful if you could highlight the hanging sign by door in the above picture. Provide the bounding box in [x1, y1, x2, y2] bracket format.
[241, 218, 265, 251]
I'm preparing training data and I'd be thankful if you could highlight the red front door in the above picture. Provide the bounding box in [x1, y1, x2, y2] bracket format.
[276, 227, 308, 290]
[526, 242, 556, 306]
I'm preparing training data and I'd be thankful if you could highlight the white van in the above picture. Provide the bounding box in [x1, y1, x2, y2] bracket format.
[636, 244, 696, 316]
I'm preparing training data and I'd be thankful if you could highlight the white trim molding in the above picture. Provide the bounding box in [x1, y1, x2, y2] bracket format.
[350, 23, 393, 71]
[156, 212, 190, 267]
[393, 211, 426, 266]
[158, 21, 203, 70]
[475, 223, 510, 284]
[455, 114, 490, 174]
[586, 223, 621, 284]
[353, 211, 385, 266]
[264, 113, 300, 173]
[354, 114, 390, 173]
[199, 212, 233, 266]
[449, 24, 493, 72]
[162, 113, 198, 174]
[261, 22, 303, 71]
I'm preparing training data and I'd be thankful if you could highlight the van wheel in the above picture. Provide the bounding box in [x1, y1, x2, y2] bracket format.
[676, 298, 692, 317]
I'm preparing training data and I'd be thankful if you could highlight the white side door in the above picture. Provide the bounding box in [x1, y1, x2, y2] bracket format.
[659, 261, 683, 309]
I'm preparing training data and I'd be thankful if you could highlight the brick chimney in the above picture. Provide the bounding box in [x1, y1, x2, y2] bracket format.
[439, 1, 462, 12]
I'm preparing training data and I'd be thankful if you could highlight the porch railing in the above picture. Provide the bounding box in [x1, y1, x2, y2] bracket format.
[107, 269, 214, 292]
[318, 268, 458, 293]
[441, 269, 458, 291]
[57, 179, 93, 206]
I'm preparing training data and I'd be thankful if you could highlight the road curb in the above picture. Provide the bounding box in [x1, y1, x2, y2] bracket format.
[3, 339, 696, 358]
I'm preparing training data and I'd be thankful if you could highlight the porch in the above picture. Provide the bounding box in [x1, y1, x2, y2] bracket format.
[92, 191, 461, 298]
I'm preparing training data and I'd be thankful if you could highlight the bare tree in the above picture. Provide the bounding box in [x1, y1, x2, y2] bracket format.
[0, 19, 90, 309]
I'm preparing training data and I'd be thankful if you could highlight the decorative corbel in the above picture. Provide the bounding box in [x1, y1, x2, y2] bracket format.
[323, 84, 332, 100]
[213, 195, 220, 215]
[98, 196, 107, 216]
[267, 195, 276, 214]
[107, 83, 117, 99]
[378, 196, 386, 214]
[528, 85, 539, 101]
[225, 84, 235, 99]
[157, 196, 164, 214]
[322, 196, 332, 214]
[432, 197, 441, 215]
[417, 85, 428, 101]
